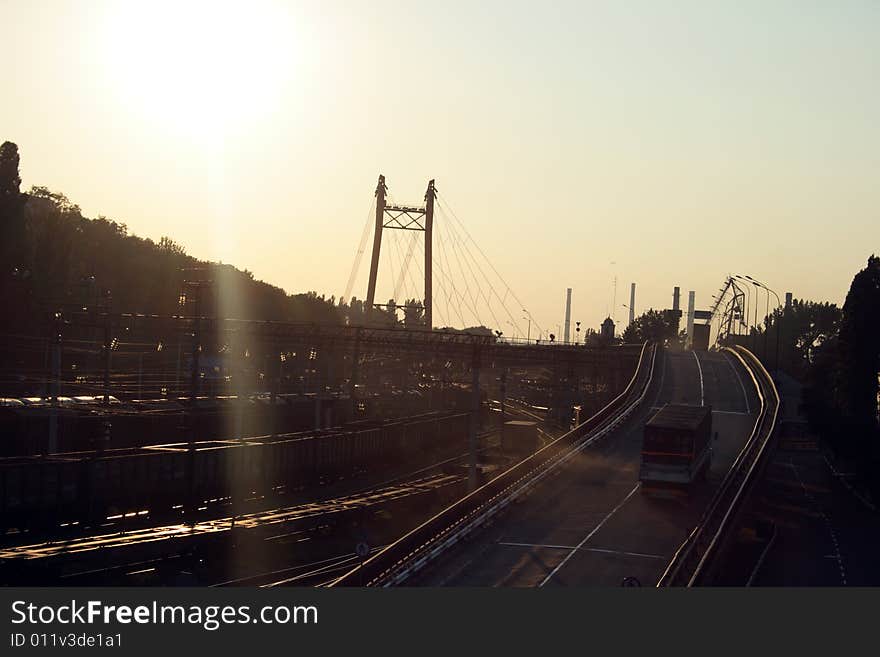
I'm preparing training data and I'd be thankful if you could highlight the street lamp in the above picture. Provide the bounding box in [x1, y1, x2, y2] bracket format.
[733, 275, 755, 350]
[743, 275, 782, 376]
[750, 277, 769, 363]
[522, 309, 532, 343]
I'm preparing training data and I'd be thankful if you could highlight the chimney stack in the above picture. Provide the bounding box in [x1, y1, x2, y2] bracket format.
[629, 283, 636, 326]
[563, 288, 572, 344]
[686, 291, 696, 349]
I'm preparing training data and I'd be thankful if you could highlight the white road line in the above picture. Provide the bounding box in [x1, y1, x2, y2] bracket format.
[497, 542, 665, 560]
[712, 410, 750, 416]
[723, 351, 751, 414]
[580, 546, 666, 560]
[538, 483, 641, 587]
[499, 542, 576, 550]
[692, 351, 705, 407]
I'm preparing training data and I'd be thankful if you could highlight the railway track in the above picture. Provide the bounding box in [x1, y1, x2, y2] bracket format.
[0, 474, 464, 562]
[657, 346, 780, 587]
[330, 341, 656, 587]
[0, 426, 508, 585]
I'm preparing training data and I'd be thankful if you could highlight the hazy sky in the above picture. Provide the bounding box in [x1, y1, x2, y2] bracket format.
[2, 0, 878, 336]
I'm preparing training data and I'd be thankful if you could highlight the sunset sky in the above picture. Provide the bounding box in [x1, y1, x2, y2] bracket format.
[2, 1, 878, 335]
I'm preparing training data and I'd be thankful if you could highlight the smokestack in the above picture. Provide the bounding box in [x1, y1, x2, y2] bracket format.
[785, 292, 792, 309]
[563, 288, 572, 344]
[673, 286, 681, 312]
[629, 283, 636, 326]
[686, 291, 696, 350]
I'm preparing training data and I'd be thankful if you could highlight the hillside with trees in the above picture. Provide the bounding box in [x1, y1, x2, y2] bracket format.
[0, 141, 379, 334]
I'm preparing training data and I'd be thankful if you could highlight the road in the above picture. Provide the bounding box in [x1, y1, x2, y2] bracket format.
[417, 349, 759, 587]
[715, 374, 880, 586]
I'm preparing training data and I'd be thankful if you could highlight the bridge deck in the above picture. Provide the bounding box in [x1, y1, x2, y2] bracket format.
[415, 350, 760, 586]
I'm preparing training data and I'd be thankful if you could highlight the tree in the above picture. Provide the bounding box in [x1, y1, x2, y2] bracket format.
[621, 309, 678, 345]
[760, 299, 840, 378]
[0, 141, 29, 330]
[402, 298, 425, 328]
[158, 236, 187, 256]
[801, 257, 880, 498]
[0, 141, 22, 213]
[0, 142, 26, 272]
[838, 256, 880, 453]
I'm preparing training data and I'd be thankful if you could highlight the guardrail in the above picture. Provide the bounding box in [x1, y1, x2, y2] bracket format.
[330, 341, 658, 586]
[657, 345, 780, 587]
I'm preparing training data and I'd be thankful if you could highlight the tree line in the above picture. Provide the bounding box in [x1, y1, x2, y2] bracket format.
[0, 141, 494, 337]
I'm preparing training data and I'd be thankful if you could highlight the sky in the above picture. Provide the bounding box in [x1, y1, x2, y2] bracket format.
[2, 0, 878, 337]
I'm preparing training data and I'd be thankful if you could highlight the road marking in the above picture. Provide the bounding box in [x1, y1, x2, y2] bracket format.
[538, 483, 641, 587]
[723, 351, 751, 414]
[497, 542, 665, 560]
[692, 351, 705, 407]
[712, 410, 750, 416]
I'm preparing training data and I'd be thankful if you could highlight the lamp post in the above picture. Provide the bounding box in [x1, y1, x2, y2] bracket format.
[734, 275, 755, 351]
[522, 309, 532, 343]
[745, 275, 782, 376]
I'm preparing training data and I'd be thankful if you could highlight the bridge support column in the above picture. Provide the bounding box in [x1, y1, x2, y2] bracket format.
[349, 328, 362, 419]
[424, 180, 435, 330]
[469, 346, 481, 492]
[365, 175, 387, 321]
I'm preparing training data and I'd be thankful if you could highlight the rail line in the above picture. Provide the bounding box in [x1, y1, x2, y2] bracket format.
[657, 346, 780, 587]
[330, 341, 657, 587]
[0, 474, 464, 562]
[0, 425, 509, 585]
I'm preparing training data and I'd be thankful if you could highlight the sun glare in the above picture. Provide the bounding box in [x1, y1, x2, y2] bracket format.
[103, 1, 297, 143]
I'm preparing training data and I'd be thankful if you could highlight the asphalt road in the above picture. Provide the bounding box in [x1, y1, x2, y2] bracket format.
[417, 349, 760, 587]
[716, 374, 880, 586]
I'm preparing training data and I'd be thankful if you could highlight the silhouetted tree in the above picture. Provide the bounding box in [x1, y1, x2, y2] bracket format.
[802, 257, 880, 497]
[403, 298, 425, 328]
[838, 256, 880, 455]
[758, 299, 840, 378]
[0, 142, 28, 328]
[621, 308, 677, 345]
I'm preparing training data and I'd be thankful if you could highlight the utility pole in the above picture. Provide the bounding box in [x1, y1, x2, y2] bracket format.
[48, 310, 62, 454]
[97, 289, 113, 406]
[350, 327, 362, 419]
[189, 285, 202, 407]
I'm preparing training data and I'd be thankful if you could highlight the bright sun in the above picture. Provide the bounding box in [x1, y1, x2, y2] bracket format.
[103, 1, 297, 143]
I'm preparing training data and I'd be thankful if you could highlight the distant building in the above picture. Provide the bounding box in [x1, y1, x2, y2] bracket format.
[600, 317, 615, 341]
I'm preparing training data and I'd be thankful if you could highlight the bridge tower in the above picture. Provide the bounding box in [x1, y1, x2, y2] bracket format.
[364, 175, 436, 330]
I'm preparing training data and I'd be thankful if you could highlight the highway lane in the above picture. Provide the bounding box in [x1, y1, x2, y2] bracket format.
[417, 349, 759, 587]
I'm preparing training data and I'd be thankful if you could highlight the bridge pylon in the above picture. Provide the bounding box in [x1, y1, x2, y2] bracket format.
[364, 175, 435, 330]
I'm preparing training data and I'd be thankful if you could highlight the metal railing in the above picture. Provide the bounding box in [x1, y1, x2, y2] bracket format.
[657, 345, 780, 587]
[330, 341, 658, 587]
